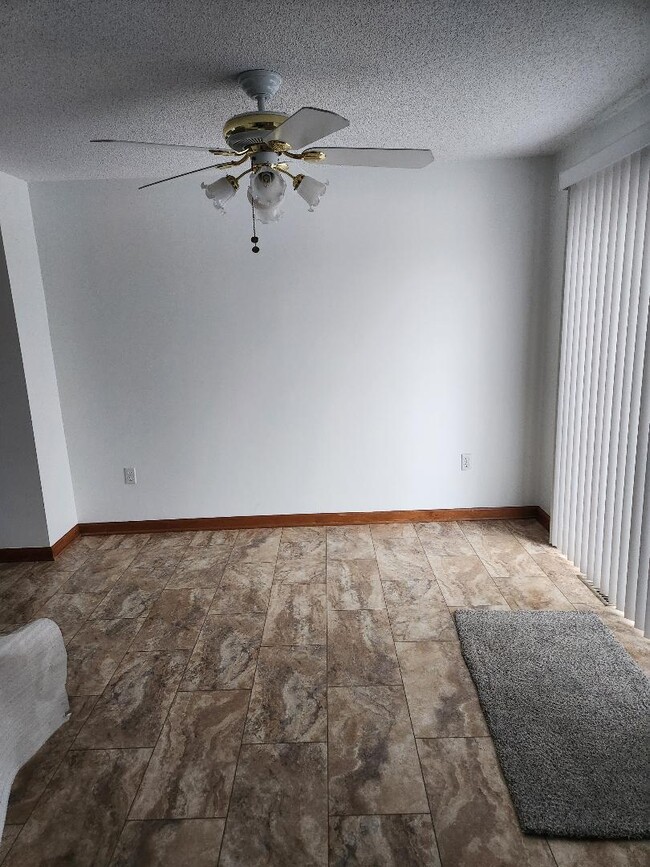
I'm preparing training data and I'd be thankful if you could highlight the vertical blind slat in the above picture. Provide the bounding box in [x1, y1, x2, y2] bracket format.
[615, 153, 649, 611]
[597, 158, 631, 597]
[553, 189, 582, 548]
[585, 172, 614, 577]
[577, 174, 605, 572]
[565, 182, 591, 558]
[590, 166, 623, 580]
[552, 191, 578, 545]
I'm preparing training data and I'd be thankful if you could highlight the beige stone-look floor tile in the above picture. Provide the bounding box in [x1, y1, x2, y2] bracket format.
[274, 554, 326, 584]
[130, 690, 248, 820]
[36, 591, 106, 642]
[50, 538, 98, 570]
[327, 526, 375, 560]
[278, 526, 327, 558]
[124, 548, 187, 583]
[328, 685, 428, 815]
[164, 549, 232, 589]
[416, 521, 475, 557]
[132, 588, 214, 651]
[373, 536, 433, 582]
[109, 819, 225, 867]
[189, 529, 238, 550]
[492, 573, 575, 610]
[506, 519, 550, 554]
[98, 534, 152, 552]
[533, 553, 603, 604]
[210, 561, 274, 614]
[382, 577, 456, 641]
[0, 826, 20, 863]
[229, 528, 282, 563]
[66, 617, 143, 695]
[547, 838, 650, 867]
[0, 600, 43, 636]
[417, 737, 555, 867]
[90, 580, 161, 620]
[0, 568, 26, 602]
[7, 695, 97, 824]
[144, 531, 195, 550]
[219, 743, 328, 866]
[74, 650, 188, 748]
[328, 609, 401, 686]
[262, 584, 326, 645]
[428, 554, 509, 607]
[62, 550, 137, 593]
[1, 571, 73, 631]
[329, 814, 441, 867]
[3, 749, 150, 867]
[396, 641, 488, 737]
[274, 528, 327, 582]
[327, 559, 384, 610]
[181, 612, 265, 690]
[244, 645, 327, 743]
[461, 521, 546, 578]
[370, 522, 419, 540]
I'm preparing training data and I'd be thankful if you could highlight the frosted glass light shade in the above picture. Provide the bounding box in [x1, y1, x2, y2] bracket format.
[201, 176, 237, 212]
[295, 174, 328, 211]
[248, 169, 287, 223]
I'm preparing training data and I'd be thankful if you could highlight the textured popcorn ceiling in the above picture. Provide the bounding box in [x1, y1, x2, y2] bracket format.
[0, 0, 648, 180]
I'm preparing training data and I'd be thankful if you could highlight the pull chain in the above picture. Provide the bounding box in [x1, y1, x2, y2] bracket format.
[251, 197, 259, 253]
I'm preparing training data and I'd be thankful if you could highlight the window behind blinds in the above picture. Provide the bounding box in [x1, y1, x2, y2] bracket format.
[552, 148, 650, 636]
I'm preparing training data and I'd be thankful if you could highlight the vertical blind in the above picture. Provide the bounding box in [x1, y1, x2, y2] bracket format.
[552, 148, 650, 637]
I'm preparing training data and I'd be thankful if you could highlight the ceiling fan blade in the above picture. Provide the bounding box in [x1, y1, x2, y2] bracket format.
[314, 147, 434, 169]
[138, 163, 223, 190]
[92, 139, 235, 155]
[263, 107, 349, 149]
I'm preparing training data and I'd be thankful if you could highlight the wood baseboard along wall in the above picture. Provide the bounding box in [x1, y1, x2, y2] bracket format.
[0, 505, 550, 562]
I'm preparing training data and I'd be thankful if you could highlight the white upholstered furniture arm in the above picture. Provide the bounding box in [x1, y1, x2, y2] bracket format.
[0, 618, 70, 835]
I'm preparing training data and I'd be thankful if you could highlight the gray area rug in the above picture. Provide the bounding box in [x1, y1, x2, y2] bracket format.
[454, 610, 650, 839]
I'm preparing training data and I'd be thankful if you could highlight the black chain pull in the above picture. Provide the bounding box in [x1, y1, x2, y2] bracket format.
[251, 197, 259, 253]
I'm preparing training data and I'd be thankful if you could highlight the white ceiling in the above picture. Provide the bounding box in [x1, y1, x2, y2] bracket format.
[1, 0, 648, 181]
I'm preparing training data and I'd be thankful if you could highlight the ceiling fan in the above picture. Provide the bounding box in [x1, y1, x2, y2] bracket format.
[93, 69, 434, 252]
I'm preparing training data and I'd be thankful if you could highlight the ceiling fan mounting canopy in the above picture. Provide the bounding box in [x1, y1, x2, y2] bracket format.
[223, 111, 289, 150]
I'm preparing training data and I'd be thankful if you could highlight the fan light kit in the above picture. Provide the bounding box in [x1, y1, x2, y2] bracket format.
[93, 70, 434, 252]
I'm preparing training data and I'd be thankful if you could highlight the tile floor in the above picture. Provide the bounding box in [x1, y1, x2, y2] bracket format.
[1, 519, 649, 866]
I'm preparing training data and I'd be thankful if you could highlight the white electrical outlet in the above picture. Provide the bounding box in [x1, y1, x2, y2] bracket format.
[123, 467, 137, 485]
[461, 453, 472, 471]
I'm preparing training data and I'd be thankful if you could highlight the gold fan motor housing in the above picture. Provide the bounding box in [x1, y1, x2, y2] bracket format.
[223, 111, 289, 150]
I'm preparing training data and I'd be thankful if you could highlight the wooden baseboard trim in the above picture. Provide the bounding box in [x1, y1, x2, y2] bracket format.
[51, 524, 81, 557]
[78, 505, 541, 536]
[1, 506, 552, 561]
[0, 545, 54, 563]
[0, 524, 81, 563]
[536, 506, 551, 531]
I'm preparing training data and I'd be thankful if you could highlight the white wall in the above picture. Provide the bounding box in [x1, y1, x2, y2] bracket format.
[30, 158, 554, 522]
[0, 229, 49, 547]
[0, 171, 77, 545]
